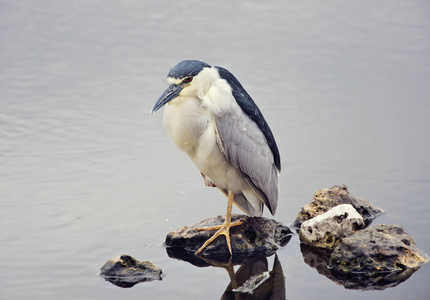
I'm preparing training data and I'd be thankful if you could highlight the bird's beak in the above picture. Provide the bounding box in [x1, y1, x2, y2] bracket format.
[150, 84, 183, 114]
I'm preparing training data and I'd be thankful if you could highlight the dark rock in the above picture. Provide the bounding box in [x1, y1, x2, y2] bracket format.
[329, 224, 429, 274]
[165, 214, 293, 260]
[100, 255, 162, 288]
[300, 243, 422, 291]
[292, 185, 383, 229]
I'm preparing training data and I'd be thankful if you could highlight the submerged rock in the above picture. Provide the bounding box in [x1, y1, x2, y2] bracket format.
[165, 214, 292, 259]
[299, 204, 365, 249]
[100, 255, 162, 288]
[292, 185, 383, 228]
[329, 224, 429, 274]
[301, 243, 422, 291]
[331, 267, 422, 291]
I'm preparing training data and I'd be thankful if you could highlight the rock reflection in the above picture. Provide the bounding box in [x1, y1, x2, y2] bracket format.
[102, 275, 154, 288]
[300, 243, 421, 291]
[167, 249, 287, 299]
[221, 255, 285, 300]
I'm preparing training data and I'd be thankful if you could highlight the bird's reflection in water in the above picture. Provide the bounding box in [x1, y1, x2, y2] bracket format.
[300, 243, 421, 291]
[167, 248, 286, 300]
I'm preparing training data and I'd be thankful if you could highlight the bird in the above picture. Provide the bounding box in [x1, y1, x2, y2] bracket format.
[151, 60, 281, 255]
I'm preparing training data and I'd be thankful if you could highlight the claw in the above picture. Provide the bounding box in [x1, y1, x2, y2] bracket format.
[194, 190, 242, 255]
[195, 219, 243, 255]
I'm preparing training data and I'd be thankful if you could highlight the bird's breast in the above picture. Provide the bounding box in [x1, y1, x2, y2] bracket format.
[162, 96, 245, 194]
[163, 97, 210, 157]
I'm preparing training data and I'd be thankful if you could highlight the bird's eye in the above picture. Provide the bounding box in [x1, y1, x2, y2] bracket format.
[184, 76, 193, 83]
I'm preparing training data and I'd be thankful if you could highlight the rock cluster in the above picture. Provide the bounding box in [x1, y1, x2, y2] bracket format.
[295, 185, 429, 289]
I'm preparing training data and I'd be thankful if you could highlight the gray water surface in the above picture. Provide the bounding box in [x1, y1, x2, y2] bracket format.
[1, 1, 429, 299]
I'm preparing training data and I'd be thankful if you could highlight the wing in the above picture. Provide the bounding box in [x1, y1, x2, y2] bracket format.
[214, 108, 279, 215]
[216, 66, 281, 172]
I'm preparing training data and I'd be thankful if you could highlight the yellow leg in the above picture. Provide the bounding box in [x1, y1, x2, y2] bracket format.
[195, 190, 243, 255]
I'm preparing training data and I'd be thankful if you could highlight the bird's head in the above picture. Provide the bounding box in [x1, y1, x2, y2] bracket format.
[151, 60, 215, 114]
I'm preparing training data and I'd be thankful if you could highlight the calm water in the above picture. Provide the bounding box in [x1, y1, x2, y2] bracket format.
[1, 1, 429, 299]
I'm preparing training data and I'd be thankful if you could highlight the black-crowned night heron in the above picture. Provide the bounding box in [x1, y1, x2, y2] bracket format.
[151, 60, 281, 255]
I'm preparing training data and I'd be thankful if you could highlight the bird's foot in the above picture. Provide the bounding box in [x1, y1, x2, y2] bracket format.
[195, 218, 243, 255]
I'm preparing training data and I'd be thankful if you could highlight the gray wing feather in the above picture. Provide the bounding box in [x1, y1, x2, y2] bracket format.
[214, 109, 279, 215]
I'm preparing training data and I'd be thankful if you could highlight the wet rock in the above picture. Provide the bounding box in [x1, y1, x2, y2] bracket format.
[329, 224, 429, 274]
[165, 214, 292, 260]
[292, 185, 383, 229]
[100, 255, 162, 288]
[299, 204, 365, 249]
